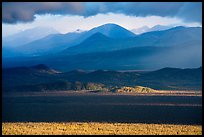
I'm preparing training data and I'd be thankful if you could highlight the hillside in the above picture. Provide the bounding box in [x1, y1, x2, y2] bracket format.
[61, 26, 201, 55]
[4, 23, 136, 57]
[2, 65, 202, 92]
[115, 86, 157, 93]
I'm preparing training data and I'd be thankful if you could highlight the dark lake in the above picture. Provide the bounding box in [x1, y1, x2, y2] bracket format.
[2, 94, 202, 125]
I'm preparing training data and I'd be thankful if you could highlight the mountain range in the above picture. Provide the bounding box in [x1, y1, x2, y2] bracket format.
[2, 27, 59, 57]
[3, 23, 136, 57]
[2, 23, 202, 71]
[3, 27, 59, 48]
[61, 26, 201, 55]
[131, 25, 173, 34]
[2, 64, 202, 92]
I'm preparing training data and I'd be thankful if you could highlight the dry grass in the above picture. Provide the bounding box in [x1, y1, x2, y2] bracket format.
[2, 122, 202, 135]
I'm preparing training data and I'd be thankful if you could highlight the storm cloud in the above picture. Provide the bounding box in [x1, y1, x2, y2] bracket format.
[2, 2, 202, 24]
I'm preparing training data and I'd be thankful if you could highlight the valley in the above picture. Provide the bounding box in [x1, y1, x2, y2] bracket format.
[2, 3, 202, 135]
[2, 91, 202, 135]
[2, 91, 202, 124]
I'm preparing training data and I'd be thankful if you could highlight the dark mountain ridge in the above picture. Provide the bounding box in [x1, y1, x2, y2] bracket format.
[2, 64, 202, 92]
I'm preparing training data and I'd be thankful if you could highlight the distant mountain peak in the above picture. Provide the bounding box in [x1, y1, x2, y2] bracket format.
[89, 23, 136, 38]
[3, 26, 60, 48]
[148, 25, 173, 32]
[131, 26, 150, 34]
[99, 23, 122, 28]
[132, 25, 173, 34]
[96, 23, 129, 31]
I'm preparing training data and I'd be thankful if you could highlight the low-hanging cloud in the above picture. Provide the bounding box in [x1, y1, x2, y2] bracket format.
[2, 2, 202, 24]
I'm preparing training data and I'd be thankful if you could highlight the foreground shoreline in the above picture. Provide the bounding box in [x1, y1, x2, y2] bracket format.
[2, 122, 202, 135]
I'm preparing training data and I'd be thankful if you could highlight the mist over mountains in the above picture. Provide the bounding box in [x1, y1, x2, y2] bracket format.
[2, 23, 202, 71]
[3, 27, 59, 48]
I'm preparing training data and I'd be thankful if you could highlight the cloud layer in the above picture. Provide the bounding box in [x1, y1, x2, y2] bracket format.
[2, 2, 202, 24]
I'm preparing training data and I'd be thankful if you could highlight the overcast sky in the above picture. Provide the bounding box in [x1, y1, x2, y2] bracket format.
[2, 2, 202, 37]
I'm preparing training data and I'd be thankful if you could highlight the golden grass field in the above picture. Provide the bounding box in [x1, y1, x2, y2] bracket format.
[2, 122, 202, 135]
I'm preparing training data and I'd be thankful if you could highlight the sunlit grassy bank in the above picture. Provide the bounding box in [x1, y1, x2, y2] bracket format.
[2, 122, 202, 135]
